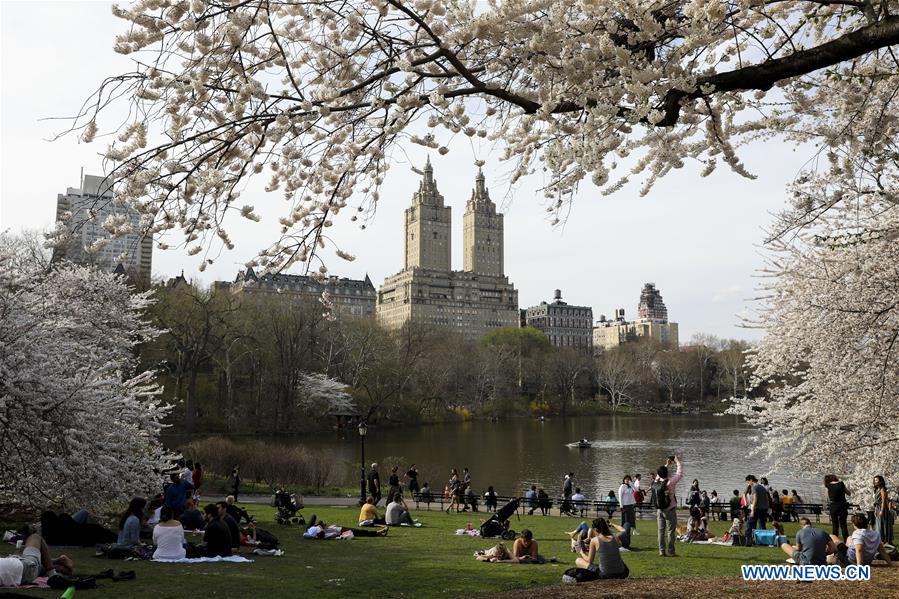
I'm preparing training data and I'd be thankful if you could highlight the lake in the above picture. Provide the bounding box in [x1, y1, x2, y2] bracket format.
[293, 413, 821, 502]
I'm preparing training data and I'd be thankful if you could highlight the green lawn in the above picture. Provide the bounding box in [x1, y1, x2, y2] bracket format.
[2, 506, 809, 598]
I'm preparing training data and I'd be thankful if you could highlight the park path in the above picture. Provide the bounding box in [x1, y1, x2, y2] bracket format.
[471, 574, 899, 599]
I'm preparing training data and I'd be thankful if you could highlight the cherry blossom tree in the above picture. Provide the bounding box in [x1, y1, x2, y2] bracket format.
[0, 257, 173, 510]
[297, 372, 356, 414]
[68, 0, 899, 271]
[729, 169, 899, 488]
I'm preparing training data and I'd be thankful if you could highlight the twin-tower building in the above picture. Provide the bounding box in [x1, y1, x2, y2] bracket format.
[376, 159, 519, 337]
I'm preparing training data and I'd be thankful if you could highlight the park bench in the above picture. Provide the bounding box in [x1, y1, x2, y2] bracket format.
[790, 503, 824, 522]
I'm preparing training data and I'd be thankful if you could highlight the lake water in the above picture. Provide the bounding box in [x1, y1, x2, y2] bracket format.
[295, 414, 821, 502]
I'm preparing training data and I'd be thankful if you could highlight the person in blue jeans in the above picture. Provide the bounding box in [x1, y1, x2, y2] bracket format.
[745, 475, 770, 546]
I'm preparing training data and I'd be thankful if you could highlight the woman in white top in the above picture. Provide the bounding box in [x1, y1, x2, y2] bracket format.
[152, 506, 187, 560]
[618, 475, 637, 532]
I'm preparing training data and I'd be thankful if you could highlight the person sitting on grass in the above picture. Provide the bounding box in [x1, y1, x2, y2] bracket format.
[117, 497, 146, 547]
[830, 513, 895, 567]
[0, 534, 74, 587]
[386, 493, 421, 527]
[217, 502, 241, 553]
[303, 515, 388, 539]
[189, 503, 232, 558]
[179, 498, 205, 531]
[359, 496, 387, 526]
[224, 495, 253, 524]
[567, 520, 632, 551]
[152, 506, 187, 561]
[780, 518, 833, 566]
[574, 518, 629, 579]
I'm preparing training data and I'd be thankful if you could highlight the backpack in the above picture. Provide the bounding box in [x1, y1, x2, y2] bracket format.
[651, 479, 670, 510]
[562, 567, 599, 584]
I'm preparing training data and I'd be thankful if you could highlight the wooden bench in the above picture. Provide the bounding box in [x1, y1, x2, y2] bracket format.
[790, 503, 824, 523]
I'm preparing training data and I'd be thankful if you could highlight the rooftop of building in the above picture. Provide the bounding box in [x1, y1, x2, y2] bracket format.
[234, 267, 375, 291]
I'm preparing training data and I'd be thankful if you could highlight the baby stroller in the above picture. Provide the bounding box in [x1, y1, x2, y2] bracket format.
[273, 489, 305, 525]
[479, 498, 519, 540]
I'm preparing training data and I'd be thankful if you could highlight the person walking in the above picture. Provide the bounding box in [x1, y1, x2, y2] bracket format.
[874, 475, 894, 545]
[405, 464, 420, 496]
[562, 473, 574, 516]
[367, 463, 382, 506]
[824, 474, 851, 540]
[229, 465, 241, 502]
[745, 475, 770, 546]
[387, 466, 401, 501]
[687, 479, 701, 508]
[652, 454, 683, 557]
[618, 475, 637, 533]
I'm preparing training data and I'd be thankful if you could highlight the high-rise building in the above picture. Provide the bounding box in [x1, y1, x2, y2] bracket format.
[593, 284, 679, 351]
[638, 283, 669, 322]
[54, 174, 153, 282]
[219, 267, 376, 318]
[377, 163, 519, 338]
[463, 169, 504, 276]
[404, 158, 452, 272]
[525, 290, 593, 353]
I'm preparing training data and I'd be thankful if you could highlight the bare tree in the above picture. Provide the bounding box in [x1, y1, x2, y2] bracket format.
[595, 348, 636, 409]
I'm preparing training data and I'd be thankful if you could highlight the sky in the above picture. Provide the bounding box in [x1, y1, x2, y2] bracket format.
[0, 1, 815, 341]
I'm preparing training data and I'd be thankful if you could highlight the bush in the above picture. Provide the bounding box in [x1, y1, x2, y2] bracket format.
[184, 437, 338, 492]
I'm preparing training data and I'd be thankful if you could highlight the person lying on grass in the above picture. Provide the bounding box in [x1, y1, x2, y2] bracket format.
[475, 530, 553, 563]
[302, 515, 388, 539]
[574, 518, 629, 579]
[0, 534, 74, 588]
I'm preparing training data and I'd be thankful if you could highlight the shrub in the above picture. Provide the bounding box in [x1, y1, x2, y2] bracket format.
[184, 437, 337, 492]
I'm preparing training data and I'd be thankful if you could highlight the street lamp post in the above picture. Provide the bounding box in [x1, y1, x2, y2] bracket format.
[358, 421, 367, 506]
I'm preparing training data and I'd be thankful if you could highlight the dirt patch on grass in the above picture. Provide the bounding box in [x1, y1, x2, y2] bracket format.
[471, 572, 899, 598]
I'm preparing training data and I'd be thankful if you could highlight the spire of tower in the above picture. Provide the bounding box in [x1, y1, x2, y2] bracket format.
[423, 155, 433, 181]
[475, 167, 487, 197]
[469, 165, 490, 205]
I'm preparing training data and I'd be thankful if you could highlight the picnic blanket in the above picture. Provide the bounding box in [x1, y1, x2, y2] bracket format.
[152, 556, 253, 564]
[455, 528, 481, 537]
[9, 576, 50, 589]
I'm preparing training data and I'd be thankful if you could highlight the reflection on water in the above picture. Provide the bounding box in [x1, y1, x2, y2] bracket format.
[287, 414, 821, 502]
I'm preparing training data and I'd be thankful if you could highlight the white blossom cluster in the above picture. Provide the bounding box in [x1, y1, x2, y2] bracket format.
[0, 258, 174, 511]
[72, 0, 898, 271]
[730, 165, 899, 488]
[296, 372, 356, 415]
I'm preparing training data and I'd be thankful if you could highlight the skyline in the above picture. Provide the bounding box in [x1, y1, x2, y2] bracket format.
[0, 1, 814, 341]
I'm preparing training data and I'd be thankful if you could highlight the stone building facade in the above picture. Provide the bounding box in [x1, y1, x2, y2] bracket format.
[222, 267, 376, 317]
[525, 290, 594, 353]
[593, 283, 679, 351]
[54, 174, 153, 283]
[377, 161, 519, 338]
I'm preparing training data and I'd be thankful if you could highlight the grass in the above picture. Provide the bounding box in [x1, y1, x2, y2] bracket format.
[0, 507, 832, 598]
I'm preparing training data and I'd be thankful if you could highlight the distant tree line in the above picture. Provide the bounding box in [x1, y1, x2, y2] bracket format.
[141, 282, 754, 434]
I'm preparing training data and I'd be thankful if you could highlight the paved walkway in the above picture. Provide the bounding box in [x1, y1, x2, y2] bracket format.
[207, 494, 358, 506]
